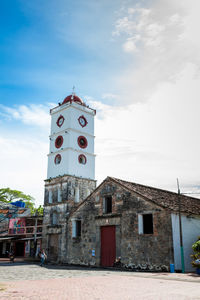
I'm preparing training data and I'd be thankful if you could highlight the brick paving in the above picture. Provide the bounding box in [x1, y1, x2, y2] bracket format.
[0, 262, 200, 299]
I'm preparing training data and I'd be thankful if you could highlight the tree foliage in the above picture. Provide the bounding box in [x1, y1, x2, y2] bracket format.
[0, 188, 34, 203]
[0, 188, 43, 216]
[191, 236, 200, 268]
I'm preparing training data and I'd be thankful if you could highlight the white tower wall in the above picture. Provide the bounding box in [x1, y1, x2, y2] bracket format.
[49, 130, 94, 154]
[50, 103, 94, 136]
[47, 149, 95, 179]
[47, 98, 96, 180]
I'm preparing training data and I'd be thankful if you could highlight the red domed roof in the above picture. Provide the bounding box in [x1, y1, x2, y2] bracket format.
[62, 94, 83, 105]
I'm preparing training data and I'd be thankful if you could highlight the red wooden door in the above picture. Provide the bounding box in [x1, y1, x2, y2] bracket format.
[101, 226, 116, 267]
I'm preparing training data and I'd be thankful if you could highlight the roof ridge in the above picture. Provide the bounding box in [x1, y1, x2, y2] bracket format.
[108, 176, 200, 201]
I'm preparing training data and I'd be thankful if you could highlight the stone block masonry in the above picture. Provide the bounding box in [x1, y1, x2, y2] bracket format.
[42, 174, 96, 263]
[67, 177, 174, 271]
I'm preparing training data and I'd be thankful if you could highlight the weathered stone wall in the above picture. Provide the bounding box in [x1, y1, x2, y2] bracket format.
[67, 178, 174, 271]
[42, 174, 96, 263]
[42, 203, 68, 262]
[67, 200, 98, 266]
[44, 174, 96, 206]
[120, 197, 173, 271]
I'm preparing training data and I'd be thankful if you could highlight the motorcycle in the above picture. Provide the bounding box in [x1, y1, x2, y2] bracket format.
[7, 251, 15, 262]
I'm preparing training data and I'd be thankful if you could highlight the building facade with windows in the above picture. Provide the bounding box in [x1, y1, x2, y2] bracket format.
[67, 176, 200, 272]
[42, 93, 96, 262]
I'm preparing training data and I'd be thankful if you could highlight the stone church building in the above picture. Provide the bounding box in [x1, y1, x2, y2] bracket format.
[42, 93, 200, 272]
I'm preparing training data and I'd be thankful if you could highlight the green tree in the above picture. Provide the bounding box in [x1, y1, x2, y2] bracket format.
[0, 188, 43, 216]
[191, 236, 200, 269]
[34, 205, 44, 216]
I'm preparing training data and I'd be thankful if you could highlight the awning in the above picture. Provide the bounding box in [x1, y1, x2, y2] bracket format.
[0, 236, 15, 241]
[17, 237, 42, 241]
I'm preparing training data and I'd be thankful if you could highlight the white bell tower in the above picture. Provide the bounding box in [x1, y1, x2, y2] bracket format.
[47, 93, 96, 180]
[42, 91, 96, 263]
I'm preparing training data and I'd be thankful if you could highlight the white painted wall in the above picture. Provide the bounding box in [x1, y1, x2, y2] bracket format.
[50, 103, 94, 136]
[50, 129, 94, 153]
[47, 101, 95, 180]
[171, 213, 200, 272]
[47, 148, 95, 179]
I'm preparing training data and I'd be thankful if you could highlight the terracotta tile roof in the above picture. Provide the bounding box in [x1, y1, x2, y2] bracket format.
[109, 177, 200, 215]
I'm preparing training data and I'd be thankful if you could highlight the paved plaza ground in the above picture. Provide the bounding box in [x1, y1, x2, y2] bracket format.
[0, 260, 200, 299]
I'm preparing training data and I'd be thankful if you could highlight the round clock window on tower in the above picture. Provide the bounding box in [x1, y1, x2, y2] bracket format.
[78, 115, 88, 127]
[78, 136, 88, 149]
[56, 115, 65, 127]
[54, 154, 61, 164]
[55, 136, 63, 148]
[78, 154, 87, 165]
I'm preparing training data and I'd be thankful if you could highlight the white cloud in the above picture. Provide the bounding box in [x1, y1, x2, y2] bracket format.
[0, 135, 48, 206]
[101, 93, 119, 100]
[112, 0, 200, 103]
[93, 83, 200, 197]
[0, 104, 51, 206]
[87, 59, 200, 197]
[123, 38, 137, 52]
[0, 104, 51, 128]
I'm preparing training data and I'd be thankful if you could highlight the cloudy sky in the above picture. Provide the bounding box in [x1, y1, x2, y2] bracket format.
[0, 0, 200, 206]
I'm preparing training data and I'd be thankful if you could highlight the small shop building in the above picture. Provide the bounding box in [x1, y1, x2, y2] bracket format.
[0, 202, 43, 258]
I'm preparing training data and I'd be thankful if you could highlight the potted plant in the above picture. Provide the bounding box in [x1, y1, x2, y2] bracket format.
[191, 236, 200, 275]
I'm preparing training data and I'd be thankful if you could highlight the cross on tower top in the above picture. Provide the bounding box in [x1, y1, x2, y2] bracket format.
[71, 86, 75, 100]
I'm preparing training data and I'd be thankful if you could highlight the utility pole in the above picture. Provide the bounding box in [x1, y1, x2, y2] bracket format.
[177, 178, 185, 273]
[34, 211, 38, 257]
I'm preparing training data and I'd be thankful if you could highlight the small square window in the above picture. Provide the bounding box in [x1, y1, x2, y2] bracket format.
[143, 214, 153, 234]
[138, 213, 153, 234]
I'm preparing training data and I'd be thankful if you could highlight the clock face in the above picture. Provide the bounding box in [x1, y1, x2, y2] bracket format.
[57, 115, 64, 127]
[78, 115, 87, 127]
[77, 136, 88, 149]
[78, 154, 87, 165]
[54, 154, 61, 164]
[55, 135, 63, 148]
